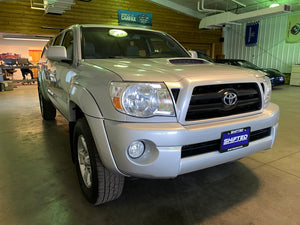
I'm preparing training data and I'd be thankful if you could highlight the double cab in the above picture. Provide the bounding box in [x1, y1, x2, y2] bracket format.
[38, 24, 279, 205]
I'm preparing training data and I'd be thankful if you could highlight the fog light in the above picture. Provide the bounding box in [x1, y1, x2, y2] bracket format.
[127, 141, 145, 159]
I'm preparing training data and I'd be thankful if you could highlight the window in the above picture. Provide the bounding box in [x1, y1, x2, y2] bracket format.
[81, 27, 189, 59]
[40, 40, 52, 61]
[62, 30, 73, 61]
[53, 34, 63, 46]
[40, 47, 47, 61]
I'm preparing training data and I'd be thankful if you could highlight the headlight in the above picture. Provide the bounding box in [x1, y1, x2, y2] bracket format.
[109, 82, 175, 117]
[259, 76, 272, 108]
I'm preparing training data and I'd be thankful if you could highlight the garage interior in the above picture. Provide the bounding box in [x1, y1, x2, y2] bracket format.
[0, 0, 300, 224]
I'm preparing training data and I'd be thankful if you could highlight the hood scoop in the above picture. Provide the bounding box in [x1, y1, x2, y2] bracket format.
[169, 58, 209, 65]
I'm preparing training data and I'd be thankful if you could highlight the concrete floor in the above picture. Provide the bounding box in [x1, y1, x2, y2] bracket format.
[0, 85, 299, 225]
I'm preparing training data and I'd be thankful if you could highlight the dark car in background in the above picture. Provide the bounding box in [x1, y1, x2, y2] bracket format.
[192, 49, 215, 62]
[215, 59, 285, 87]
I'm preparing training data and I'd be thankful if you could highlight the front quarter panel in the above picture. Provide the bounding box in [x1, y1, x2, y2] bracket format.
[69, 82, 103, 120]
[72, 62, 128, 121]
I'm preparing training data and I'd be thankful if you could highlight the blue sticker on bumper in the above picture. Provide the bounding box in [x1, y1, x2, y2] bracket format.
[220, 127, 250, 152]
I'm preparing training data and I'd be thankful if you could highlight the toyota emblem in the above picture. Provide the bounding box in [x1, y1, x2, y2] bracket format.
[223, 91, 238, 106]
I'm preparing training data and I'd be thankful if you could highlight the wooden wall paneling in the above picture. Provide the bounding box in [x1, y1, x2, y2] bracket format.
[0, 0, 223, 58]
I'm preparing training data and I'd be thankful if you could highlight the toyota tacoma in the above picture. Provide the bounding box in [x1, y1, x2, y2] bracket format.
[38, 24, 279, 205]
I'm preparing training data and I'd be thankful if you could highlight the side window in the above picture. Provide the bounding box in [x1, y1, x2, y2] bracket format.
[62, 31, 73, 61]
[53, 34, 63, 46]
[40, 41, 52, 62]
[40, 46, 47, 61]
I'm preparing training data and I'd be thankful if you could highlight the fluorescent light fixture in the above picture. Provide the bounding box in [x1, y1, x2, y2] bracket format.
[231, 0, 246, 8]
[199, 4, 291, 29]
[270, 3, 280, 8]
[3, 37, 49, 41]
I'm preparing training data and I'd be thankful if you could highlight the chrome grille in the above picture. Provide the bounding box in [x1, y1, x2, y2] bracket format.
[185, 83, 262, 121]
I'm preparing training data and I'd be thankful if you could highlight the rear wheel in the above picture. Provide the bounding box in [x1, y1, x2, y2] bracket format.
[38, 86, 56, 120]
[73, 118, 124, 205]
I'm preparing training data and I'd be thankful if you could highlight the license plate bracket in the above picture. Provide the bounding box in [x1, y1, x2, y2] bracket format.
[220, 127, 250, 153]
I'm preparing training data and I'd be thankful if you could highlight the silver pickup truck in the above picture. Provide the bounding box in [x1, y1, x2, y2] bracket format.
[38, 24, 279, 205]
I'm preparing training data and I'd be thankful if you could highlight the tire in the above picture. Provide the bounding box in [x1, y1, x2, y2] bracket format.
[38, 86, 56, 120]
[73, 118, 124, 205]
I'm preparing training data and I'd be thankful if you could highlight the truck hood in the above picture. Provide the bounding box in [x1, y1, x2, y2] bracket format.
[84, 58, 261, 82]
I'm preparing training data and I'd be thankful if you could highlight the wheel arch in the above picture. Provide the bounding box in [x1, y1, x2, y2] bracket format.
[37, 69, 50, 101]
[68, 84, 103, 121]
[68, 85, 118, 171]
[68, 84, 102, 162]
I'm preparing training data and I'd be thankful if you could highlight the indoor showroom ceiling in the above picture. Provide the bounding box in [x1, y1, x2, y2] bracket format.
[148, 0, 300, 17]
[26, 1, 300, 28]
[0, 0, 299, 40]
[147, 0, 300, 28]
[28, 0, 300, 19]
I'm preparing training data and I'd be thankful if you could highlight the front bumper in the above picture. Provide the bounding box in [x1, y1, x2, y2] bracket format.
[101, 103, 279, 178]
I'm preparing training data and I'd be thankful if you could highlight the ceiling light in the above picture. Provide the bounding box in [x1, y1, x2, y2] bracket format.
[270, 3, 280, 8]
[3, 37, 49, 41]
[109, 29, 128, 38]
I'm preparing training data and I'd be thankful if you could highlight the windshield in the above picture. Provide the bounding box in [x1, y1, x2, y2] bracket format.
[236, 61, 260, 70]
[81, 27, 189, 59]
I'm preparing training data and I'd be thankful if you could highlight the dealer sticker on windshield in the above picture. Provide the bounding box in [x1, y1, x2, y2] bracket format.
[220, 127, 250, 153]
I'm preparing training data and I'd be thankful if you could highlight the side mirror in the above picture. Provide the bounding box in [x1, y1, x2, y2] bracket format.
[188, 50, 198, 59]
[47, 46, 67, 61]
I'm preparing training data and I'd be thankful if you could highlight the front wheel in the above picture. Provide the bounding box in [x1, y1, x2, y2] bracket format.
[73, 118, 124, 205]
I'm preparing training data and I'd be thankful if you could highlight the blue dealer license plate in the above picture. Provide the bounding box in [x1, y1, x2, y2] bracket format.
[220, 127, 250, 153]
